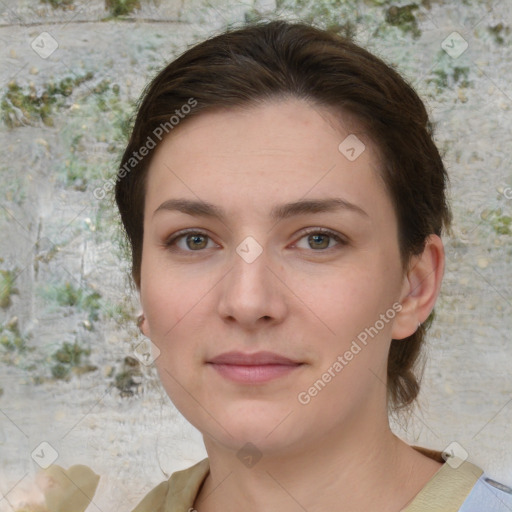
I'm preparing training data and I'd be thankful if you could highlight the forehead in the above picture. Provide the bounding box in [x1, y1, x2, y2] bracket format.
[144, 98, 390, 221]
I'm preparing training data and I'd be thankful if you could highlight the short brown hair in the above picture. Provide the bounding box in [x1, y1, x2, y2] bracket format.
[115, 20, 452, 414]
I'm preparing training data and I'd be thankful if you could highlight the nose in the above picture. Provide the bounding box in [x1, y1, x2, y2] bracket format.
[216, 240, 288, 330]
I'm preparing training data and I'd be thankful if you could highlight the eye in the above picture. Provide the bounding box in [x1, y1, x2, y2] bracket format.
[163, 227, 347, 254]
[164, 230, 217, 252]
[293, 227, 347, 251]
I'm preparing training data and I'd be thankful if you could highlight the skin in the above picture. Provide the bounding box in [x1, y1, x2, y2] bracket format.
[139, 98, 445, 512]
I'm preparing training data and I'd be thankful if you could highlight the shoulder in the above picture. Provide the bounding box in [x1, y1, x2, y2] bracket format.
[130, 458, 210, 512]
[403, 449, 512, 512]
[130, 480, 170, 512]
[459, 473, 512, 511]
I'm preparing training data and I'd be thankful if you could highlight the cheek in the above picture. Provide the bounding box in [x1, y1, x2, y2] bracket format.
[139, 247, 196, 336]
[140, 268, 203, 407]
[139, 251, 212, 372]
[315, 268, 389, 333]
[306, 263, 400, 380]
[141, 277, 196, 348]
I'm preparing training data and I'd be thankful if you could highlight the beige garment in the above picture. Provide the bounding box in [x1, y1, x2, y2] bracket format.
[131, 446, 483, 512]
[29, 464, 101, 512]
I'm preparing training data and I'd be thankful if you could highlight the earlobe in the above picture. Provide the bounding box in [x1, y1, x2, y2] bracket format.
[391, 234, 445, 340]
[137, 312, 150, 338]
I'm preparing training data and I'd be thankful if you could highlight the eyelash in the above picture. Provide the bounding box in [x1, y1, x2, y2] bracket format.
[163, 227, 347, 254]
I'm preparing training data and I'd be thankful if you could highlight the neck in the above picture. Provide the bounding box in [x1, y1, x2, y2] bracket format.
[194, 401, 441, 512]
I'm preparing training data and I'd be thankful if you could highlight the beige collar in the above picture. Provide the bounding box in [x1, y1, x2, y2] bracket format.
[401, 455, 483, 511]
[133, 450, 483, 512]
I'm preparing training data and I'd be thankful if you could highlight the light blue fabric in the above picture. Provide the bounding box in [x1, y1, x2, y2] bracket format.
[459, 474, 512, 511]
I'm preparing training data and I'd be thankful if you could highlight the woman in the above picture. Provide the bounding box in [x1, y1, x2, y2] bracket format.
[114, 20, 512, 512]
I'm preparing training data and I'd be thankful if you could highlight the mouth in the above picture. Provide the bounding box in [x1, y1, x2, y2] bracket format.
[206, 351, 304, 384]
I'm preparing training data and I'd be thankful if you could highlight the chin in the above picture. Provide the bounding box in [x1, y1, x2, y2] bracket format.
[197, 403, 307, 455]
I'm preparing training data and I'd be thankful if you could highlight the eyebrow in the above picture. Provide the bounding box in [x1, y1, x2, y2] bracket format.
[153, 197, 369, 221]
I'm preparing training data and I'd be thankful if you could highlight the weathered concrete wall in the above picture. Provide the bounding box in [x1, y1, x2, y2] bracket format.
[0, 0, 511, 509]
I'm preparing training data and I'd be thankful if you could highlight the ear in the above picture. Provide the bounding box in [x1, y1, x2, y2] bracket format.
[391, 234, 445, 340]
[137, 310, 151, 338]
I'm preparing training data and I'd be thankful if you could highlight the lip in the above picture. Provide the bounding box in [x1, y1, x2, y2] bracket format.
[208, 351, 300, 365]
[207, 351, 304, 384]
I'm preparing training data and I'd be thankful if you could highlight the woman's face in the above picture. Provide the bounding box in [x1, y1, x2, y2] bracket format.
[140, 98, 410, 454]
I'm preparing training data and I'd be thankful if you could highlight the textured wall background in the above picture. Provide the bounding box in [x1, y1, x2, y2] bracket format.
[0, 0, 511, 510]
